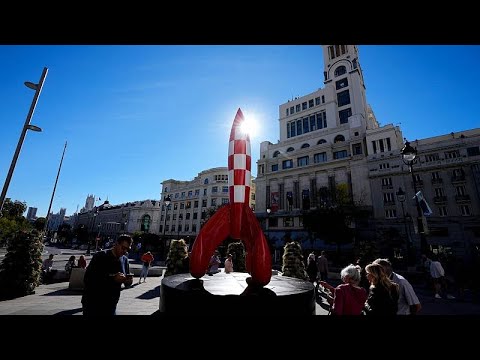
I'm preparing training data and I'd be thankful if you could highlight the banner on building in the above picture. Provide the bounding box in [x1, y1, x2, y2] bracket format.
[271, 192, 279, 212]
[414, 191, 433, 216]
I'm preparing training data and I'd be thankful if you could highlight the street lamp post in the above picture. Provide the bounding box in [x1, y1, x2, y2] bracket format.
[401, 139, 428, 256]
[163, 195, 171, 260]
[0, 67, 48, 214]
[396, 187, 411, 265]
[95, 223, 101, 252]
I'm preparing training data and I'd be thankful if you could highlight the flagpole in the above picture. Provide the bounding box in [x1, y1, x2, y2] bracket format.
[43, 141, 67, 234]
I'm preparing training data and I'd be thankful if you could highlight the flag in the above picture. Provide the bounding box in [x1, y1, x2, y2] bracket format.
[414, 191, 433, 216]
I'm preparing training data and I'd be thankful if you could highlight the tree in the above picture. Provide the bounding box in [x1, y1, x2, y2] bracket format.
[0, 230, 43, 299]
[302, 184, 370, 263]
[33, 217, 46, 232]
[0, 199, 32, 247]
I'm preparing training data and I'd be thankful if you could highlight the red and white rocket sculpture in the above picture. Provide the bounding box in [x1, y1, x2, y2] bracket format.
[189, 108, 272, 286]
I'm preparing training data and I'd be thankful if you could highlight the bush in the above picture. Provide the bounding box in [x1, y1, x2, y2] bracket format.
[0, 230, 44, 299]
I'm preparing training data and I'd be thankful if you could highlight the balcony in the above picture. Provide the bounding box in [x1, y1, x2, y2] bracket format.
[451, 174, 466, 183]
[431, 178, 443, 185]
[381, 184, 393, 190]
[455, 194, 470, 203]
[412, 180, 424, 188]
[433, 196, 447, 204]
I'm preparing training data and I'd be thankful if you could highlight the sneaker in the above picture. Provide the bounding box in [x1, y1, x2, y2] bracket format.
[447, 294, 456, 299]
[435, 294, 442, 299]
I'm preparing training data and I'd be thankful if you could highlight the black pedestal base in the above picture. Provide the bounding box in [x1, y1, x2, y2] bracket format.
[160, 272, 315, 315]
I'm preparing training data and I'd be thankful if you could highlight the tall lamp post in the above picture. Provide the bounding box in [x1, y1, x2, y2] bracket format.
[401, 139, 428, 256]
[396, 187, 411, 265]
[0, 67, 48, 214]
[86, 208, 98, 255]
[163, 195, 171, 260]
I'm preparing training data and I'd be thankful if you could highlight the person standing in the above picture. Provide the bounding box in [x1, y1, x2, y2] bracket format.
[306, 252, 318, 283]
[81, 234, 134, 316]
[139, 251, 154, 283]
[65, 255, 77, 277]
[224, 253, 234, 273]
[77, 255, 87, 269]
[373, 258, 421, 315]
[364, 262, 399, 316]
[316, 251, 329, 281]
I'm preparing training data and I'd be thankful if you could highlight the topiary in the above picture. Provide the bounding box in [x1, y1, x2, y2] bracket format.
[227, 241, 247, 272]
[0, 230, 44, 299]
[164, 239, 189, 277]
[281, 241, 308, 280]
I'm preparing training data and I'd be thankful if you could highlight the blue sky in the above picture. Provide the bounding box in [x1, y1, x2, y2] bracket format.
[0, 45, 479, 218]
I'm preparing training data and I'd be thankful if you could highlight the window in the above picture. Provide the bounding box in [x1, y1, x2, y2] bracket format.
[385, 209, 397, 218]
[211, 198, 217, 206]
[273, 151, 280, 157]
[222, 186, 228, 193]
[456, 185, 466, 196]
[271, 164, 278, 172]
[334, 134, 345, 143]
[352, 143, 362, 155]
[322, 95, 325, 103]
[381, 178, 392, 186]
[303, 118, 309, 134]
[426, 153, 440, 162]
[460, 205, 471, 216]
[379, 163, 390, 169]
[336, 77, 348, 90]
[438, 206, 448, 217]
[180, 203, 185, 209]
[309, 115, 316, 132]
[222, 198, 229, 205]
[290, 106, 294, 114]
[212, 186, 218, 193]
[315, 97, 320, 105]
[383, 192, 395, 203]
[337, 90, 351, 107]
[186, 201, 191, 209]
[445, 150, 459, 159]
[202, 199, 207, 207]
[204, 178, 209, 184]
[314, 152, 327, 163]
[296, 104, 300, 112]
[316, 111, 327, 129]
[193, 212, 198, 219]
[286, 147, 294, 152]
[174, 203, 178, 210]
[467, 146, 480, 156]
[309, 99, 314, 108]
[334, 65, 347, 77]
[435, 188, 445, 197]
[195, 189, 200, 196]
[188, 190, 193, 197]
[333, 150, 348, 159]
[141, 215, 151, 232]
[302, 189, 310, 210]
[302, 102, 307, 110]
[339, 108, 352, 124]
[297, 156, 309, 167]
[317, 139, 327, 145]
[432, 171, 440, 180]
[282, 159, 293, 169]
[301, 143, 310, 149]
[286, 108, 289, 116]
[283, 217, 294, 227]
[194, 200, 199, 208]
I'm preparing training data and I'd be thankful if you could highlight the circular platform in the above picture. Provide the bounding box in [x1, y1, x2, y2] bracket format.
[160, 272, 315, 315]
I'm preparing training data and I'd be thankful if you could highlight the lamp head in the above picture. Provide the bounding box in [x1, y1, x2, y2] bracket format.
[26, 124, 42, 132]
[266, 207, 271, 214]
[164, 195, 171, 207]
[24, 81, 38, 90]
[401, 140, 417, 164]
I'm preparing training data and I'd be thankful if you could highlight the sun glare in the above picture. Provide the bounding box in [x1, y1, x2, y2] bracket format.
[240, 113, 259, 138]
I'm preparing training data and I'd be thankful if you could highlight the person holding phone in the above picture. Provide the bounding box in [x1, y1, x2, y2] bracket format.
[81, 234, 134, 316]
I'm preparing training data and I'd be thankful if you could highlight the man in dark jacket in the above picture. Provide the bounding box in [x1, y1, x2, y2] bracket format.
[81, 235, 133, 316]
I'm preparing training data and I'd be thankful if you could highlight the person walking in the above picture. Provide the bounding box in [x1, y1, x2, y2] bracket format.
[316, 251, 329, 281]
[81, 234, 134, 316]
[139, 251, 154, 283]
[373, 258, 422, 315]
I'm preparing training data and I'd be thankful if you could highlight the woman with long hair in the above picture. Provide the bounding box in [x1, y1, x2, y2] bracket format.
[364, 262, 399, 316]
